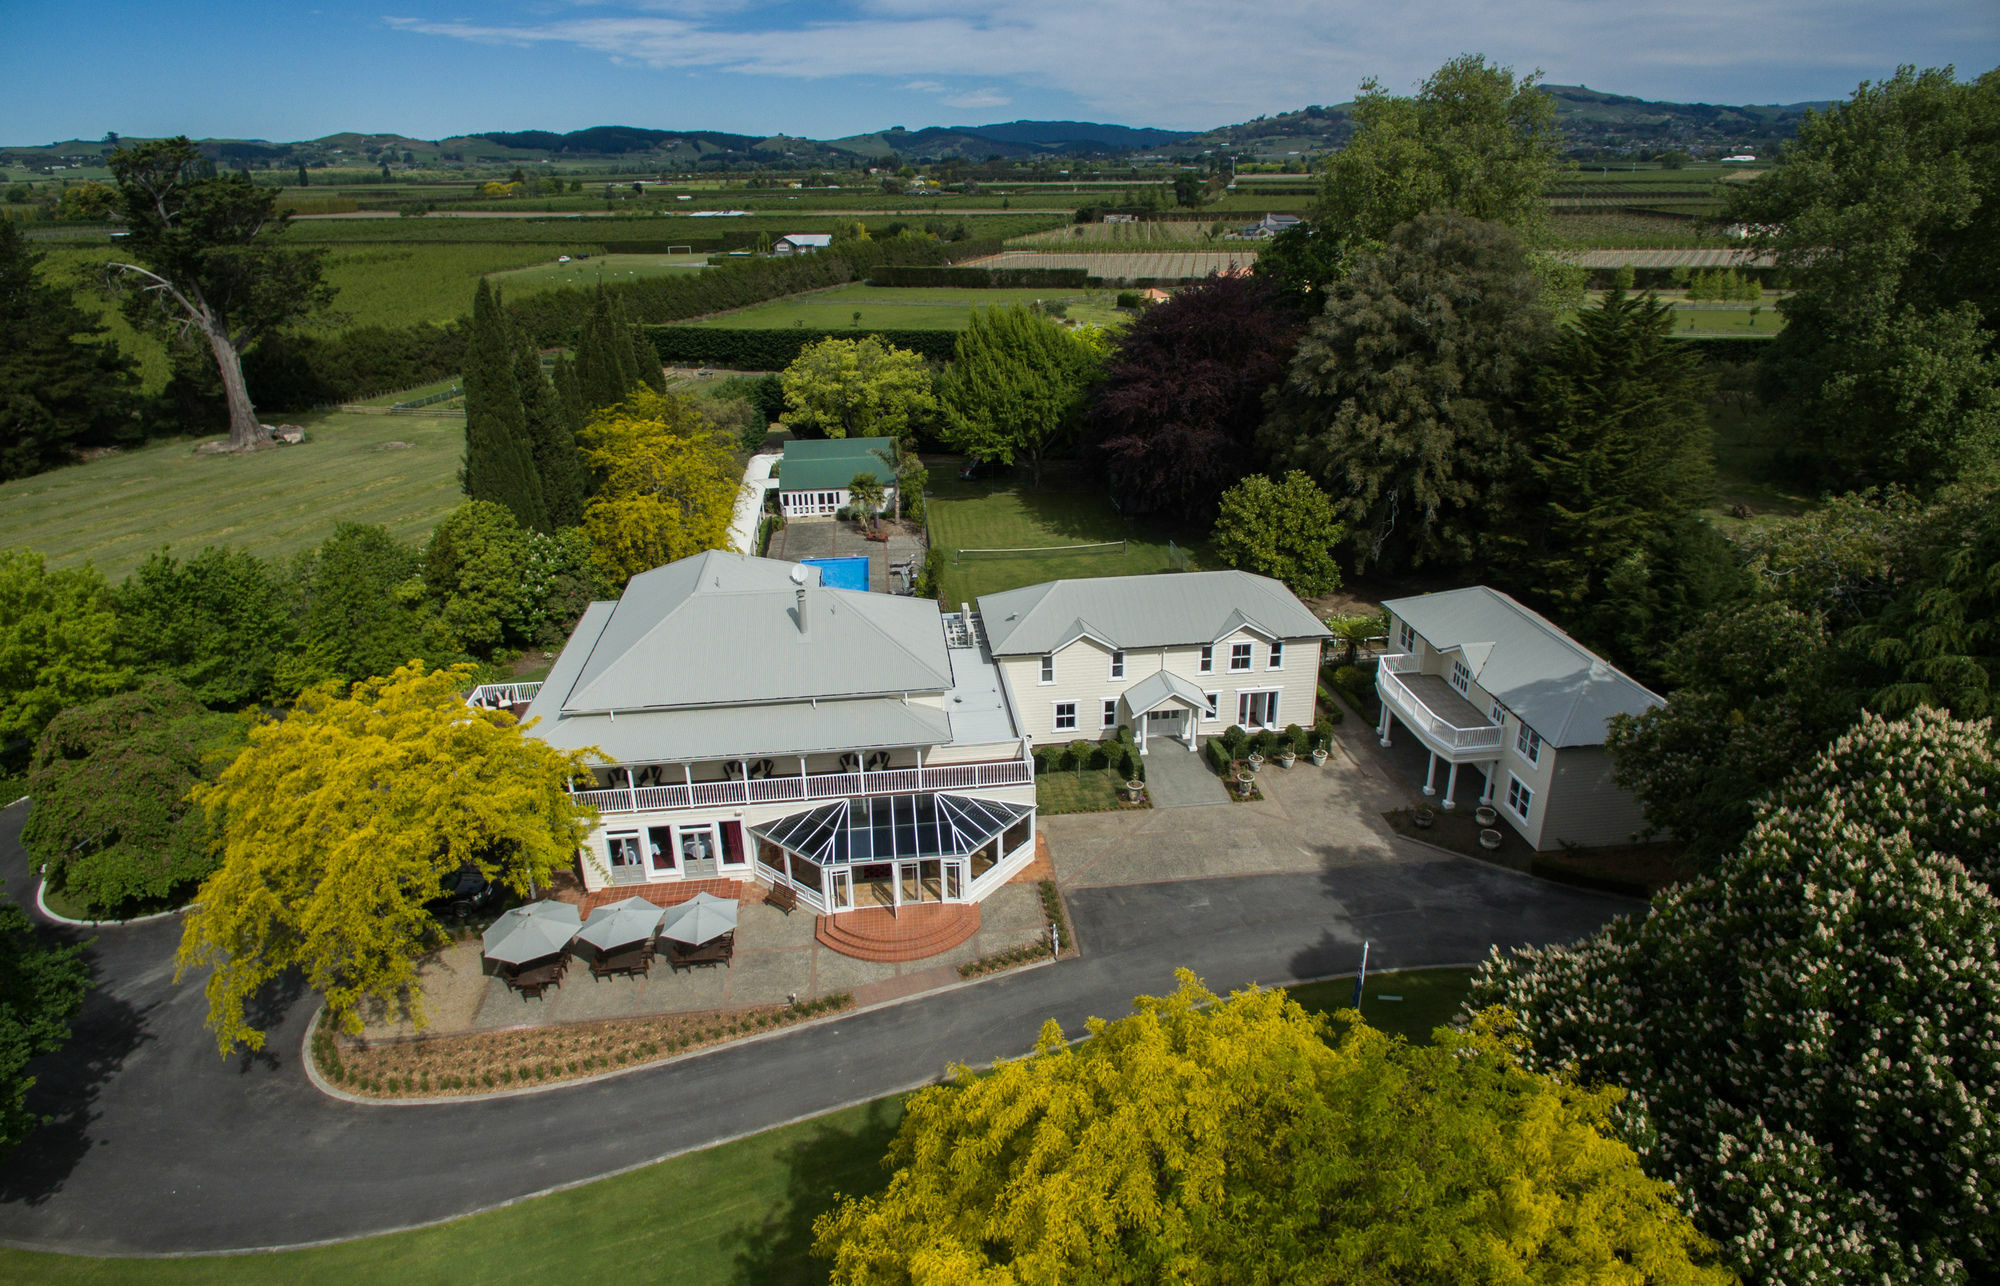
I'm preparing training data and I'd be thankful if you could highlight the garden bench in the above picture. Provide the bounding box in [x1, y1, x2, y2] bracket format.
[764, 883, 799, 916]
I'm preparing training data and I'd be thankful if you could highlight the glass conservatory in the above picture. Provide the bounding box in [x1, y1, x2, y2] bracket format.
[751, 793, 1035, 914]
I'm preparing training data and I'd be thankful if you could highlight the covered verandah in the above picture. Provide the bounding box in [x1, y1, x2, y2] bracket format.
[1120, 669, 1207, 755]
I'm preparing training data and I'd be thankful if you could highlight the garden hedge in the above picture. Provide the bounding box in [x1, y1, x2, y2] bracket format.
[866, 265, 1091, 289]
[645, 326, 960, 370]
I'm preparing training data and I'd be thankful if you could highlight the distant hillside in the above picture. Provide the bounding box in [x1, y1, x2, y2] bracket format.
[824, 120, 1194, 161]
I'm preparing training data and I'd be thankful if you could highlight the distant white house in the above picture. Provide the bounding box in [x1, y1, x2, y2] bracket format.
[774, 233, 833, 255]
[1233, 212, 1301, 239]
[1375, 587, 1663, 850]
[1723, 154, 1758, 162]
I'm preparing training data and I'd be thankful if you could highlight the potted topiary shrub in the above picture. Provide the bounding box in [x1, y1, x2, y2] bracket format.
[1234, 771, 1256, 799]
[1278, 745, 1296, 769]
[1311, 739, 1329, 767]
[1125, 778, 1145, 803]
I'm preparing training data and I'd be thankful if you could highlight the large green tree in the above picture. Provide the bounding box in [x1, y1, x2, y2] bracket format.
[22, 678, 242, 916]
[176, 663, 598, 1050]
[461, 280, 547, 532]
[1857, 481, 2000, 718]
[578, 388, 739, 585]
[935, 305, 1107, 488]
[515, 333, 588, 530]
[0, 898, 90, 1159]
[0, 550, 132, 754]
[1259, 211, 1552, 570]
[275, 524, 453, 695]
[1496, 287, 1714, 614]
[815, 972, 1732, 1285]
[780, 335, 936, 440]
[1727, 66, 2000, 489]
[117, 545, 297, 709]
[0, 218, 137, 481]
[1472, 709, 2000, 1285]
[106, 137, 332, 451]
[1209, 471, 1345, 597]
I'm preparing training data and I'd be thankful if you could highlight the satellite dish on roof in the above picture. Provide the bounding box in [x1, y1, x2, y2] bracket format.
[790, 564, 809, 586]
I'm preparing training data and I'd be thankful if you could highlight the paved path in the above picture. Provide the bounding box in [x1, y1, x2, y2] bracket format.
[1140, 741, 1230, 808]
[0, 798, 1637, 1256]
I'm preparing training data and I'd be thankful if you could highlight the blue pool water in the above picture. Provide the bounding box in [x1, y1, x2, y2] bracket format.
[801, 555, 871, 591]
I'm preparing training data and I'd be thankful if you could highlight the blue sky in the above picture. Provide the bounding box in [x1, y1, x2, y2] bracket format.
[7, 0, 1996, 144]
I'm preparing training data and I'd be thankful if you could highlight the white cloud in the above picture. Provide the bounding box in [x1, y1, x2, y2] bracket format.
[941, 88, 1010, 109]
[383, 0, 1995, 128]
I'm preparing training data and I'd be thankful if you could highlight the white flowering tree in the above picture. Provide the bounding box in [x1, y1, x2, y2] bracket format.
[1470, 710, 2000, 1285]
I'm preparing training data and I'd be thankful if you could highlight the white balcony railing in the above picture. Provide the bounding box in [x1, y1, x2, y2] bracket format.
[1376, 656, 1504, 753]
[467, 682, 543, 710]
[569, 756, 1036, 815]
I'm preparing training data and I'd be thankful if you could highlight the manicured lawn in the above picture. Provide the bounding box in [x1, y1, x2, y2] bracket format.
[0, 411, 466, 582]
[924, 473, 1209, 605]
[1285, 967, 1478, 1045]
[1665, 306, 1782, 335]
[688, 283, 1127, 331]
[0, 1094, 908, 1285]
[1035, 767, 1129, 814]
[487, 251, 711, 297]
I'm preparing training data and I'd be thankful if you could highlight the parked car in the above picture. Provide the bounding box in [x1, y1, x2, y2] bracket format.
[425, 864, 505, 922]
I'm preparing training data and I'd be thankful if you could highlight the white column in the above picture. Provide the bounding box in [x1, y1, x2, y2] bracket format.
[1422, 751, 1438, 797]
[1480, 765, 1498, 805]
[1377, 706, 1393, 747]
[1138, 712, 1148, 756]
[1186, 709, 1197, 750]
[1442, 760, 1461, 810]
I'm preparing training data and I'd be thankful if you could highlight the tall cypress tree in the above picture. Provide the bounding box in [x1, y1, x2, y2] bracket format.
[629, 321, 666, 394]
[516, 337, 588, 529]
[462, 280, 547, 530]
[551, 353, 586, 438]
[572, 289, 630, 415]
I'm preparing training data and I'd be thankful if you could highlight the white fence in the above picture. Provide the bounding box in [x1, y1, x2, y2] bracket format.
[569, 756, 1035, 815]
[1377, 656, 1503, 753]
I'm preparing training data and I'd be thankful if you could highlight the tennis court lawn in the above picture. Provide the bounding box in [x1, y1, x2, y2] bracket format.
[0, 411, 465, 583]
[923, 474, 1209, 605]
[690, 283, 1127, 331]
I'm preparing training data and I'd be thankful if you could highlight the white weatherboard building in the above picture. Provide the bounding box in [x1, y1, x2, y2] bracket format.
[978, 572, 1330, 755]
[483, 552, 1036, 915]
[1375, 586, 1663, 850]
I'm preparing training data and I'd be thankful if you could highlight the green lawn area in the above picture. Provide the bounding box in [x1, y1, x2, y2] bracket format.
[1285, 967, 1477, 1045]
[689, 283, 1128, 331]
[924, 472, 1209, 605]
[0, 1094, 909, 1286]
[0, 411, 465, 583]
[1666, 306, 1782, 335]
[1035, 767, 1129, 814]
[487, 251, 711, 298]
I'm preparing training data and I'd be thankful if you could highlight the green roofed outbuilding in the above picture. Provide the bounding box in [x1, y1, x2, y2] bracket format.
[778, 438, 898, 518]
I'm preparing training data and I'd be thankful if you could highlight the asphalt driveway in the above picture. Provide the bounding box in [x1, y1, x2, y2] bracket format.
[0, 797, 1639, 1256]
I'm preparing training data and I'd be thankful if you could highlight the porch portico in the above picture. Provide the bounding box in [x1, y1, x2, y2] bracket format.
[1375, 655, 1502, 810]
[1119, 670, 1207, 754]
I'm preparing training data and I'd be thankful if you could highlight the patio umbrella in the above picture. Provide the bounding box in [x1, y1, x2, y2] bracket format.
[481, 900, 582, 966]
[657, 892, 739, 945]
[575, 897, 666, 954]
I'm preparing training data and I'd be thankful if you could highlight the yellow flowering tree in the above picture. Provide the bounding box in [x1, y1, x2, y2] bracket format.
[578, 387, 738, 585]
[175, 663, 598, 1053]
[814, 971, 1732, 1285]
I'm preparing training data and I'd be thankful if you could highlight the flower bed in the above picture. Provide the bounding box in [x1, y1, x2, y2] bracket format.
[956, 879, 1075, 979]
[313, 994, 854, 1099]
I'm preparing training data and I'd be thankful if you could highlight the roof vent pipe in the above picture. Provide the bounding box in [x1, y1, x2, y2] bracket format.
[792, 563, 810, 636]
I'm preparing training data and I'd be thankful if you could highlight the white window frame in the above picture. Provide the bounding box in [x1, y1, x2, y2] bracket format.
[1516, 725, 1542, 765]
[1237, 688, 1282, 730]
[1198, 644, 1214, 674]
[1203, 690, 1220, 721]
[1039, 654, 1054, 685]
[1506, 773, 1533, 821]
[1450, 659, 1471, 695]
[1229, 642, 1254, 672]
[1052, 701, 1077, 732]
[1398, 622, 1416, 652]
[1109, 650, 1125, 680]
[1268, 640, 1284, 669]
[1101, 699, 1118, 729]
[606, 831, 643, 868]
[1489, 700, 1505, 725]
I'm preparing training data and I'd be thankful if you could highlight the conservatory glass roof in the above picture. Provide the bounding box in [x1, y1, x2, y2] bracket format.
[751, 793, 1031, 867]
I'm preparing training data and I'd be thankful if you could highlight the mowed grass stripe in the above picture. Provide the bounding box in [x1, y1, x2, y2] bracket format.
[0, 412, 465, 582]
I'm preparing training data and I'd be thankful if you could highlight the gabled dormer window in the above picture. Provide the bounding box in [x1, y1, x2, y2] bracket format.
[1450, 660, 1471, 695]
[1230, 642, 1253, 672]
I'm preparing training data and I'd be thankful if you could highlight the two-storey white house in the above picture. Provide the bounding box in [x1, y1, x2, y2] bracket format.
[474, 551, 1037, 916]
[1375, 586, 1664, 850]
[976, 571, 1331, 754]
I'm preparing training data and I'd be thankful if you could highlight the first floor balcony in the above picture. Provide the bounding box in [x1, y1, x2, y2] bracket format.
[1375, 654, 1503, 761]
[568, 749, 1035, 817]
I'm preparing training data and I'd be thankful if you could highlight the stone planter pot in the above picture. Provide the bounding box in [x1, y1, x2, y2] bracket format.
[1310, 747, 1329, 766]
[1278, 750, 1297, 769]
[1125, 779, 1145, 803]
[1234, 772, 1256, 799]
[1246, 752, 1264, 770]
[1475, 805, 1498, 827]
[1413, 807, 1437, 829]
[1478, 828, 1504, 850]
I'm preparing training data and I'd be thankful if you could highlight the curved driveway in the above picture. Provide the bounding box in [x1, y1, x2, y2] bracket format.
[0, 798, 1637, 1256]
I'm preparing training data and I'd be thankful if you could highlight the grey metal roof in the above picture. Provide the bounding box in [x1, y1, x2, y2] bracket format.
[1382, 586, 1664, 747]
[1120, 669, 1209, 717]
[979, 571, 1331, 657]
[521, 694, 952, 764]
[549, 551, 953, 714]
[778, 438, 897, 493]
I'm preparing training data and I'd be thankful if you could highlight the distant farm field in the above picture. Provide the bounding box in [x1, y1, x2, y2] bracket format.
[486, 251, 710, 298]
[1013, 220, 1233, 247]
[685, 282, 1129, 331]
[961, 250, 1260, 279]
[0, 411, 465, 582]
